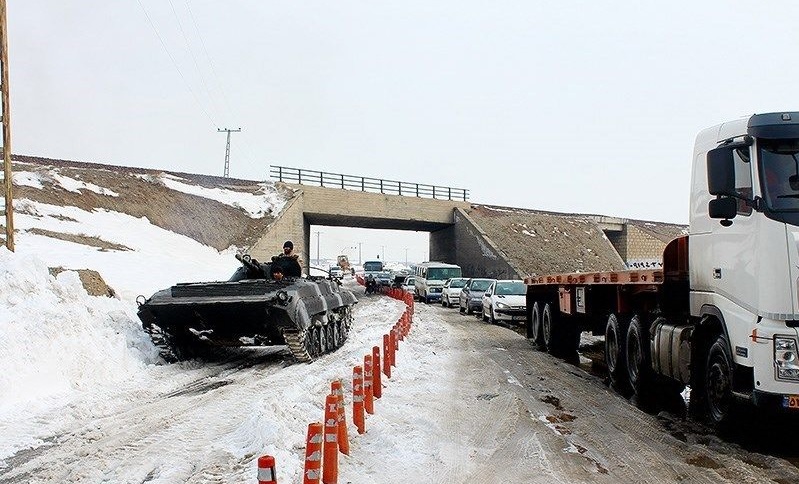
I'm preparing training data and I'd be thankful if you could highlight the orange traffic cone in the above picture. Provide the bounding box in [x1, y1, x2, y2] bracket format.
[330, 380, 349, 456]
[383, 334, 391, 378]
[257, 455, 277, 484]
[352, 365, 366, 434]
[363, 355, 374, 415]
[322, 394, 338, 484]
[303, 423, 323, 484]
[372, 346, 382, 398]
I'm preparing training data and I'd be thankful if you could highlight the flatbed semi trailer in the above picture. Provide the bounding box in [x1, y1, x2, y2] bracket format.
[525, 112, 799, 425]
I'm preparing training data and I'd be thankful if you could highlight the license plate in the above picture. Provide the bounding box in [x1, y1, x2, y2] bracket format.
[782, 395, 799, 409]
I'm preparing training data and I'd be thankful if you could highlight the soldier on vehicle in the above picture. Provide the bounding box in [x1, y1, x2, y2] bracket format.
[271, 265, 285, 281]
[272, 240, 302, 277]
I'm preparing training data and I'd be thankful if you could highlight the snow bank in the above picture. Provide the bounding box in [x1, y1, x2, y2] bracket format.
[0, 248, 158, 414]
[157, 174, 286, 218]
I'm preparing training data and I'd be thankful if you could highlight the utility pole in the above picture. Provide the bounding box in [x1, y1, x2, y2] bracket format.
[315, 231, 321, 266]
[217, 127, 241, 178]
[0, 0, 13, 252]
[405, 248, 408, 266]
[381, 245, 385, 261]
[358, 242, 362, 265]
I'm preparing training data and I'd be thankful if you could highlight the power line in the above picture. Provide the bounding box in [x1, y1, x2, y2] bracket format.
[135, 0, 217, 127]
[184, 0, 236, 124]
[167, 0, 222, 123]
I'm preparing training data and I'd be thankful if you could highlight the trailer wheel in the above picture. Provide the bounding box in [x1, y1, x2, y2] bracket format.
[542, 302, 560, 355]
[626, 315, 652, 401]
[705, 334, 734, 425]
[605, 313, 630, 394]
[529, 302, 545, 349]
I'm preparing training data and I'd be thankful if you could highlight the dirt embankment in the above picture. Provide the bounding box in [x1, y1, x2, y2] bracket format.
[8, 155, 293, 251]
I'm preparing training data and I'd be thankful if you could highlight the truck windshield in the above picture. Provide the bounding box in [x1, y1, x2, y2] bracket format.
[426, 267, 462, 281]
[363, 261, 383, 272]
[759, 139, 799, 211]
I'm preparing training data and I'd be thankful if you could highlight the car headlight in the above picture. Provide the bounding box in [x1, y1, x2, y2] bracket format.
[495, 302, 509, 309]
[775, 337, 799, 380]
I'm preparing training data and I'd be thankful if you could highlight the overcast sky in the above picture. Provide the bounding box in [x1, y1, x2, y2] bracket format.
[10, 1, 799, 262]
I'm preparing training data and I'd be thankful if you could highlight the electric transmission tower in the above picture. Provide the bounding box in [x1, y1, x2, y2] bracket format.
[217, 127, 240, 177]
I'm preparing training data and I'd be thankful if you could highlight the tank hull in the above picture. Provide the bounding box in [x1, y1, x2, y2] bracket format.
[137, 276, 357, 362]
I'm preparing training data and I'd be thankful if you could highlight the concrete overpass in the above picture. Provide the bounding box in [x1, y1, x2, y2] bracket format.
[250, 182, 471, 269]
[250, 169, 686, 278]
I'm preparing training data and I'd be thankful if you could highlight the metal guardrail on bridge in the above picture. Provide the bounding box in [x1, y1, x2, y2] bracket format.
[270, 165, 469, 201]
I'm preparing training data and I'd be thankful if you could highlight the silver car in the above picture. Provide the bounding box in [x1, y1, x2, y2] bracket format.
[458, 278, 495, 315]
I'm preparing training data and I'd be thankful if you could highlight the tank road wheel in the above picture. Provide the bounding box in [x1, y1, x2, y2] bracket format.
[626, 315, 653, 405]
[705, 335, 734, 425]
[325, 324, 336, 353]
[605, 313, 631, 395]
[316, 326, 327, 355]
[331, 322, 341, 349]
[307, 329, 320, 359]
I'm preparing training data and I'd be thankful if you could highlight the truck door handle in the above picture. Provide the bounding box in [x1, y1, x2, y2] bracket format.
[713, 268, 722, 279]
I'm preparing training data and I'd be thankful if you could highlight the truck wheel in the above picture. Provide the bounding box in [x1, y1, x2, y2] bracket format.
[705, 334, 734, 425]
[626, 315, 652, 403]
[605, 313, 630, 395]
[529, 302, 545, 349]
[542, 302, 560, 355]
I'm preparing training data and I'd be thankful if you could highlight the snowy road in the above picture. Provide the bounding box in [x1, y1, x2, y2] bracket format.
[3, 288, 799, 483]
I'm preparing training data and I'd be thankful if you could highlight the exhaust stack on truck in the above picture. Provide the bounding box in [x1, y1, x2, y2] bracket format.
[525, 112, 799, 425]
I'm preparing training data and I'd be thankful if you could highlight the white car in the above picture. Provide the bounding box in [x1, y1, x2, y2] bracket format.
[481, 280, 527, 325]
[440, 277, 467, 308]
[329, 266, 344, 279]
[401, 276, 416, 293]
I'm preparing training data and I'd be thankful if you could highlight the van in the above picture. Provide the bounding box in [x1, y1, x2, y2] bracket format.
[413, 262, 462, 303]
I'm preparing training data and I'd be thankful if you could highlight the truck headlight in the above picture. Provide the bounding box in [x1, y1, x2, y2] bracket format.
[774, 337, 799, 381]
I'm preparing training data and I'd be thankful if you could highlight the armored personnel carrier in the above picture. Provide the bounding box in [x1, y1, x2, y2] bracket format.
[136, 254, 357, 363]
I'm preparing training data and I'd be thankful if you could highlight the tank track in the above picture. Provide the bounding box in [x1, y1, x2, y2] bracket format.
[282, 317, 350, 363]
[282, 329, 313, 363]
[145, 324, 184, 363]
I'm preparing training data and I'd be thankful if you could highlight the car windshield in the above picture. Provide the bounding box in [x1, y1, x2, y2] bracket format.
[449, 278, 467, 288]
[495, 281, 526, 295]
[426, 267, 462, 281]
[405, 277, 415, 284]
[760, 138, 799, 211]
[471, 280, 492, 291]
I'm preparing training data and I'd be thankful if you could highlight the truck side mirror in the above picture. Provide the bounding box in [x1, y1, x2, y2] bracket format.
[707, 147, 737, 196]
[709, 197, 737, 226]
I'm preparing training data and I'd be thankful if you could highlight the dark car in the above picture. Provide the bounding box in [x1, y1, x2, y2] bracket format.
[458, 278, 496, 315]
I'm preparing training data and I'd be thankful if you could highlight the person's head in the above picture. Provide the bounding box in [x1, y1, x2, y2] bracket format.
[283, 240, 293, 255]
[273, 268, 284, 281]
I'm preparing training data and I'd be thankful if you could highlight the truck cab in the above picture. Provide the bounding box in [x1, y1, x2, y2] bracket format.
[693, 112, 799, 411]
